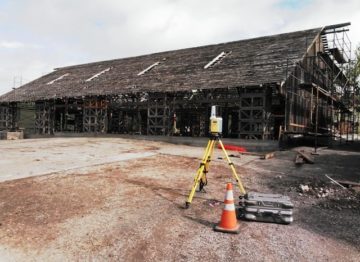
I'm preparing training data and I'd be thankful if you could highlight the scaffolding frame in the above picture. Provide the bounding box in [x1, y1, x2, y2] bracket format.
[283, 23, 356, 144]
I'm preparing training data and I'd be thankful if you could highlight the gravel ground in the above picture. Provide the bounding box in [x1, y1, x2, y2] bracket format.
[0, 138, 359, 261]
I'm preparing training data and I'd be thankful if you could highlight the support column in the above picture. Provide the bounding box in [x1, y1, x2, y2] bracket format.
[83, 98, 108, 133]
[238, 87, 269, 139]
[147, 95, 170, 135]
[0, 104, 13, 130]
[35, 101, 54, 134]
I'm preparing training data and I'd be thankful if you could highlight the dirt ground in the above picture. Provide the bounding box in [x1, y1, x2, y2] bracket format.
[0, 137, 359, 261]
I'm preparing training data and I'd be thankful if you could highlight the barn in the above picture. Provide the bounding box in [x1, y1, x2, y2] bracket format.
[0, 23, 353, 140]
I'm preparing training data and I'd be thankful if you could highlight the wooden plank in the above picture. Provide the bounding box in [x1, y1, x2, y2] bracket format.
[261, 152, 275, 160]
[238, 151, 262, 157]
[295, 154, 304, 165]
[290, 123, 306, 128]
[297, 150, 314, 164]
[238, 151, 275, 160]
[325, 175, 346, 189]
[335, 180, 360, 187]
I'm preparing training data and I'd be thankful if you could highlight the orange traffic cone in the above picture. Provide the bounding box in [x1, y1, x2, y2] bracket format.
[214, 183, 240, 234]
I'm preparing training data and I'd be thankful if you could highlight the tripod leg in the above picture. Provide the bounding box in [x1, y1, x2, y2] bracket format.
[218, 139, 246, 195]
[186, 139, 215, 207]
[192, 139, 215, 191]
[200, 138, 216, 191]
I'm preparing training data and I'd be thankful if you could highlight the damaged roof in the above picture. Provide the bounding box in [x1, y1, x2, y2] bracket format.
[0, 27, 321, 102]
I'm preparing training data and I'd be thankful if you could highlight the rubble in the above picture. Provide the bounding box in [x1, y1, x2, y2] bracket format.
[294, 179, 360, 212]
[299, 184, 310, 193]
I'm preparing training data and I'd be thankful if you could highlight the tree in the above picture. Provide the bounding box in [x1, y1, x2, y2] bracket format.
[352, 45, 360, 99]
[351, 44, 360, 134]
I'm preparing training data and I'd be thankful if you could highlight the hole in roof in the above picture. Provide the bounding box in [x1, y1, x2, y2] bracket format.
[137, 61, 161, 76]
[46, 73, 69, 85]
[204, 51, 232, 69]
[85, 67, 111, 82]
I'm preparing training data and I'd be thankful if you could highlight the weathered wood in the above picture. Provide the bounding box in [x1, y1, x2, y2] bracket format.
[261, 152, 275, 160]
[238, 151, 275, 160]
[0, 106, 12, 130]
[147, 96, 171, 136]
[335, 180, 360, 187]
[0, 25, 348, 141]
[325, 175, 346, 189]
[297, 150, 314, 164]
[83, 98, 107, 133]
[0, 28, 321, 103]
[295, 154, 305, 165]
[35, 102, 54, 134]
[6, 131, 24, 140]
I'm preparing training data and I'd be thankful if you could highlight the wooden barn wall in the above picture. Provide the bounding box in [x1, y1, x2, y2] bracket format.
[1, 85, 280, 139]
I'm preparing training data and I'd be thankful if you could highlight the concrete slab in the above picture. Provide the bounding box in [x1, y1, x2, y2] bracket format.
[0, 137, 256, 182]
[28, 133, 280, 152]
[0, 138, 158, 182]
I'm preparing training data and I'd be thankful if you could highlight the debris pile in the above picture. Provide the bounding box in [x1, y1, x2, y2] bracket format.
[298, 184, 333, 198]
[297, 182, 360, 212]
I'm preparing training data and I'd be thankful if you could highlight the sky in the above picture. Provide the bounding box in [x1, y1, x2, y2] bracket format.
[0, 0, 359, 95]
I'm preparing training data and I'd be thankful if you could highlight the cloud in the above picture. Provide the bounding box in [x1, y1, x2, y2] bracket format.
[0, 0, 359, 95]
[0, 41, 41, 50]
[0, 41, 25, 49]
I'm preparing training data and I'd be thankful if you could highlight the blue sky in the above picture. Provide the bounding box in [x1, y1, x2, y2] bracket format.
[0, 0, 8, 6]
[278, 0, 311, 9]
[0, 0, 359, 95]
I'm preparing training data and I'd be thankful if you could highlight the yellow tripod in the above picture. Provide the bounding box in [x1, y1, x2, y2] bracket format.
[185, 136, 246, 208]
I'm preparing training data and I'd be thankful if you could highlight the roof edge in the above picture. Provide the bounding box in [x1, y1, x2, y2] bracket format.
[55, 27, 323, 71]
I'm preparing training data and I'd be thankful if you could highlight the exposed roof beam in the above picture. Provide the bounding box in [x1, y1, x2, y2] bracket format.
[323, 22, 351, 31]
[322, 29, 349, 35]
